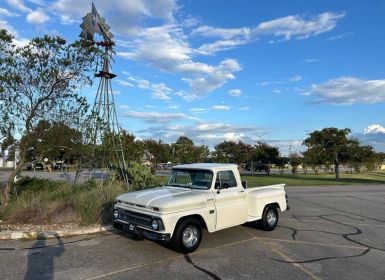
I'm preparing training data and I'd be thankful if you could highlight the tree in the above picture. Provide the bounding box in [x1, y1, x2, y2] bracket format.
[120, 130, 145, 162]
[213, 140, 253, 166]
[0, 30, 99, 205]
[172, 136, 209, 164]
[143, 139, 172, 167]
[302, 147, 324, 175]
[341, 141, 375, 173]
[21, 120, 84, 164]
[289, 153, 302, 174]
[254, 142, 279, 175]
[275, 156, 289, 175]
[303, 128, 353, 180]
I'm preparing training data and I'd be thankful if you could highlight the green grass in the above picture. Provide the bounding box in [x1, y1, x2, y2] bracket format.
[241, 171, 385, 187]
[157, 170, 385, 187]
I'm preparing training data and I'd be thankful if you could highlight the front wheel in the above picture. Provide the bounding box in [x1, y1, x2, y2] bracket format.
[171, 218, 202, 253]
[261, 205, 279, 231]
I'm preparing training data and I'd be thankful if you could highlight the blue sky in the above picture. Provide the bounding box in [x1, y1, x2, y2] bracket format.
[2, 0, 385, 154]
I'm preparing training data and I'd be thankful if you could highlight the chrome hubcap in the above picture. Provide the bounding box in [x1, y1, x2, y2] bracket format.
[182, 225, 199, 248]
[267, 210, 277, 226]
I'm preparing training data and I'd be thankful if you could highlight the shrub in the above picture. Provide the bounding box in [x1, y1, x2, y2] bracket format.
[3, 179, 127, 226]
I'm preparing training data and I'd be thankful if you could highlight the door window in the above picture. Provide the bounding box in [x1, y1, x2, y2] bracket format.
[216, 170, 237, 189]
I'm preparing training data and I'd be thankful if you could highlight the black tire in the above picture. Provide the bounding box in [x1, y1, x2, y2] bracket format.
[171, 217, 202, 253]
[261, 205, 279, 231]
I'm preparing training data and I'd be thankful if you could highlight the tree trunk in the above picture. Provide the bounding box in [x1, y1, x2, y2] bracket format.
[335, 163, 340, 180]
[251, 160, 254, 176]
[1, 146, 27, 207]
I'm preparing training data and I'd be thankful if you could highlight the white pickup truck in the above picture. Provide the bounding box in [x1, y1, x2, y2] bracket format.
[113, 163, 288, 253]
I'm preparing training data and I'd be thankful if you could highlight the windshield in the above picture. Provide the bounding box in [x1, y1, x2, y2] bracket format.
[167, 169, 213, 190]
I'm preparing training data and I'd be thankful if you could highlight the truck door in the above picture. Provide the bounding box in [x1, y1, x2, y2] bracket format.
[214, 170, 247, 229]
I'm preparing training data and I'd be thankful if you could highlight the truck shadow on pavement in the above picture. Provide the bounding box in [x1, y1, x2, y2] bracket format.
[24, 235, 65, 280]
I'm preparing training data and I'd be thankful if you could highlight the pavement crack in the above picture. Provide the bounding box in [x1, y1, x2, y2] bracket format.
[184, 254, 221, 280]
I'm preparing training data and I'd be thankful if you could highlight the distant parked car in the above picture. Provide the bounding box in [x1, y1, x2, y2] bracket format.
[255, 162, 269, 172]
[34, 162, 44, 170]
[53, 162, 63, 170]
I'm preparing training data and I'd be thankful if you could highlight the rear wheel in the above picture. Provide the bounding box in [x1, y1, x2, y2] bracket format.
[171, 217, 202, 253]
[261, 205, 278, 231]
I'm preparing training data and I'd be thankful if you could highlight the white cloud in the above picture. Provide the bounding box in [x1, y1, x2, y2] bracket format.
[0, 19, 18, 36]
[189, 108, 207, 112]
[239, 106, 250, 111]
[52, 0, 177, 34]
[289, 75, 302, 82]
[255, 12, 345, 41]
[364, 124, 385, 135]
[116, 79, 134, 87]
[0, 8, 19, 17]
[166, 105, 179, 110]
[191, 12, 345, 55]
[27, 0, 45, 5]
[125, 74, 173, 100]
[26, 8, 50, 24]
[137, 79, 150, 89]
[182, 59, 241, 100]
[306, 77, 385, 105]
[212, 105, 230, 111]
[197, 39, 249, 55]
[304, 58, 318, 63]
[191, 25, 251, 39]
[135, 121, 265, 146]
[328, 31, 354, 41]
[119, 105, 130, 110]
[189, 105, 231, 112]
[5, 0, 31, 12]
[228, 89, 241, 97]
[150, 83, 172, 100]
[123, 111, 199, 123]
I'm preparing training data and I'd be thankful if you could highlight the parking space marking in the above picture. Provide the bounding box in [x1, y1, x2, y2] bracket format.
[284, 218, 385, 227]
[260, 237, 367, 250]
[241, 228, 321, 280]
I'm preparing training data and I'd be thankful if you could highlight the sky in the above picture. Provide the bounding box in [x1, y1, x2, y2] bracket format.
[1, 0, 385, 154]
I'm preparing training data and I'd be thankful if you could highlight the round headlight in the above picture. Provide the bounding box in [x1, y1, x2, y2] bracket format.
[151, 219, 159, 230]
[113, 210, 119, 219]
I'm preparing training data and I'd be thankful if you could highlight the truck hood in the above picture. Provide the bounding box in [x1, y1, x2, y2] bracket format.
[116, 187, 209, 214]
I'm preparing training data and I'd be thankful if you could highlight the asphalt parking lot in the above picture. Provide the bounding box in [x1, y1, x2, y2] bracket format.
[1, 184, 385, 280]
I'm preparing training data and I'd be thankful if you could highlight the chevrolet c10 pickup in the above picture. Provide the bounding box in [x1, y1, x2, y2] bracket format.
[113, 163, 288, 253]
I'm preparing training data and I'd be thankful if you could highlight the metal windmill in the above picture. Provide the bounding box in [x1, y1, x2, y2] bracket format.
[80, 3, 129, 186]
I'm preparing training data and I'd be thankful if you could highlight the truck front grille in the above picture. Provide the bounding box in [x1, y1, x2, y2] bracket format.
[117, 208, 153, 229]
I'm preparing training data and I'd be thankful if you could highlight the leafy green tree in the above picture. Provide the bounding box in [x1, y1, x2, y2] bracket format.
[0, 30, 99, 205]
[341, 141, 375, 173]
[303, 128, 353, 180]
[213, 140, 253, 166]
[120, 130, 145, 162]
[275, 156, 289, 175]
[289, 153, 302, 174]
[21, 120, 83, 164]
[144, 139, 172, 167]
[254, 142, 279, 175]
[172, 136, 209, 164]
[302, 147, 324, 175]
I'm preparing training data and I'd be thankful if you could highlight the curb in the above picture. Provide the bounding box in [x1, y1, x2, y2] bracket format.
[0, 225, 114, 240]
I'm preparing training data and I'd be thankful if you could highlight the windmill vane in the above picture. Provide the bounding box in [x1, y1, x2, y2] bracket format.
[79, 2, 113, 43]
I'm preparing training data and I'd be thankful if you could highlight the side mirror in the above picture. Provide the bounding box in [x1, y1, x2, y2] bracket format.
[242, 180, 247, 189]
